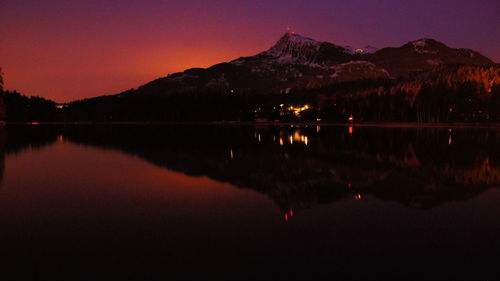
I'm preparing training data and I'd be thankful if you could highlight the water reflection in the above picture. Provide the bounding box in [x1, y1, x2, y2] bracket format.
[4, 124, 500, 211]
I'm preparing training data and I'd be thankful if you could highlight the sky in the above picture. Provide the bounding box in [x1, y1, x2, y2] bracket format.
[0, 0, 499, 102]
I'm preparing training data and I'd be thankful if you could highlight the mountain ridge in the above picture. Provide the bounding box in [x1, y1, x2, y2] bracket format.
[129, 32, 493, 97]
[1, 33, 498, 123]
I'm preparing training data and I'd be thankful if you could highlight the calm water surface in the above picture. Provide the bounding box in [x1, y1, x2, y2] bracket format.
[0, 125, 499, 280]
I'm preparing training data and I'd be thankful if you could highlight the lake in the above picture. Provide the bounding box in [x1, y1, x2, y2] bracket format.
[0, 124, 499, 280]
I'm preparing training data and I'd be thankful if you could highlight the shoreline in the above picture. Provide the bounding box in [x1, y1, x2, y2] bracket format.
[4, 121, 500, 129]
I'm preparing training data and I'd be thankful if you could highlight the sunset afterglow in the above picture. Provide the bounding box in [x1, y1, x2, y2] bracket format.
[1, 0, 498, 102]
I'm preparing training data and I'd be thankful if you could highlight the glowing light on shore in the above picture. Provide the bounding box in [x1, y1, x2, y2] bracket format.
[286, 104, 311, 117]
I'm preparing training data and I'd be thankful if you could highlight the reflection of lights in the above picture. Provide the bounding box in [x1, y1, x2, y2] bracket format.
[230, 149, 234, 159]
[316, 125, 321, 133]
[348, 183, 352, 189]
[448, 135, 452, 145]
[348, 126, 353, 135]
[354, 194, 362, 200]
[258, 134, 261, 143]
[57, 135, 64, 143]
[278, 130, 310, 146]
[294, 131, 302, 142]
[284, 210, 294, 222]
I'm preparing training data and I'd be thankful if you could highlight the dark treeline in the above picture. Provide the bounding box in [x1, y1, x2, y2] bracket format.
[3, 90, 62, 122]
[1, 67, 499, 123]
[62, 78, 499, 123]
[308, 79, 500, 123]
[0, 68, 6, 120]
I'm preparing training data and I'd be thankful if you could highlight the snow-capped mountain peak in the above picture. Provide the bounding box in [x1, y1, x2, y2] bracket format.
[260, 32, 354, 66]
[279, 32, 319, 45]
[265, 32, 321, 59]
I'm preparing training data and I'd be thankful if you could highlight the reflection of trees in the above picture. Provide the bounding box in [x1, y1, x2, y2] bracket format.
[4, 125, 500, 210]
[5, 125, 62, 155]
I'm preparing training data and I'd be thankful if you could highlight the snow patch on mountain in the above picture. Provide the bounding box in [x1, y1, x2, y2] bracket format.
[410, 39, 441, 55]
[426, 59, 443, 66]
[412, 39, 428, 47]
[344, 45, 379, 54]
[328, 61, 391, 80]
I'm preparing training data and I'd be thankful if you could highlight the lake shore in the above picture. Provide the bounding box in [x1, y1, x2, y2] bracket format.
[5, 121, 500, 129]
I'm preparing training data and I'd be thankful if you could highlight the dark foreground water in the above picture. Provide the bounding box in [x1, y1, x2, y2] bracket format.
[0, 124, 499, 280]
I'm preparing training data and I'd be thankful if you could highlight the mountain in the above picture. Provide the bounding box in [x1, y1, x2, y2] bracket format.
[125, 33, 493, 96]
[2, 32, 498, 122]
[365, 38, 493, 77]
[124, 32, 390, 97]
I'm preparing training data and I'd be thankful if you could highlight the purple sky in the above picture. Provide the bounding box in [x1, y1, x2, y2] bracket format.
[1, 0, 499, 102]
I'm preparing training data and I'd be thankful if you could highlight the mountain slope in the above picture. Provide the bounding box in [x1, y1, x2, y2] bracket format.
[365, 38, 493, 78]
[123, 33, 493, 97]
[6, 33, 496, 122]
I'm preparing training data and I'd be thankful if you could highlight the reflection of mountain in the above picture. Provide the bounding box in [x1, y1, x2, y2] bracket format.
[4, 125, 500, 210]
